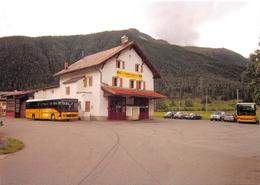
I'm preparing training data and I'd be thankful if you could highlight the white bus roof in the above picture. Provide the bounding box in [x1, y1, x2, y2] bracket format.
[26, 98, 78, 102]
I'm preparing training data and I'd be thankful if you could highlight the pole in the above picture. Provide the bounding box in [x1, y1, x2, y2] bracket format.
[237, 89, 239, 103]
[206, 95, 208, 112]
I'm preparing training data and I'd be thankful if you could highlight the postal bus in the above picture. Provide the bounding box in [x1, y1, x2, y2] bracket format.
[26, 98, 79, 121]
[236, 103, 257, 123]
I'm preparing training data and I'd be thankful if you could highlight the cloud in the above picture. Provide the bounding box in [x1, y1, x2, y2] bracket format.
[144, 1, 246, 46]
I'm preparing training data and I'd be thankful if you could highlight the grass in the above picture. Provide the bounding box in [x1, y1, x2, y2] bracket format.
[0, 137, 25, 155]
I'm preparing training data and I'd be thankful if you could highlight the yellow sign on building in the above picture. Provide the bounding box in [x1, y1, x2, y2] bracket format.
[116, 70, 143, 80]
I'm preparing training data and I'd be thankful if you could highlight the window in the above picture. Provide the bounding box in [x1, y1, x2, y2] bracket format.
[112, 77, 118, 87]
[112, 77, 123, 87]
[116, 59, 125, 69]
[129, 79, 135, 89]
[136, 81, 142, 90]
[66, 86, 70, 95]
[84, 76, 93, 87]
[135, 64, 143, 73]
[85, 101, 90, 112]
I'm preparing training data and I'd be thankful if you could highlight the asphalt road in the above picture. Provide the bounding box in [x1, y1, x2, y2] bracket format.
[0, 118, 260, 185]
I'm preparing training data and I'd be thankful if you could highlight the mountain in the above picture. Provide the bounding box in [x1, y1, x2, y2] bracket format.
[0, 28, 250, 100]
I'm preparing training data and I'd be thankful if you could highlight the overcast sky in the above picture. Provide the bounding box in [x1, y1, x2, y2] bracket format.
[0, 0, 259, 57]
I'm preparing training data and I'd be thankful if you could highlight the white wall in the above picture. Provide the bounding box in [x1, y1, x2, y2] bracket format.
[102, 48, 154, 90]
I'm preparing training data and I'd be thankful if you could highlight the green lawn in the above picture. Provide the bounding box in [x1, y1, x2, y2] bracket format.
[0, 137, 25, 155]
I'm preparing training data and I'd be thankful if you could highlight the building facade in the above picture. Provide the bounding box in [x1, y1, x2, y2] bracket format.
[35, 37, 165, 120]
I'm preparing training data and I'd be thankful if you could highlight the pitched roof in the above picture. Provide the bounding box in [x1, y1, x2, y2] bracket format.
[101, 84, 166, 99]
[63, 76, 85, 84]
[2, 90, 36, 97]
[54, 41, 160, 78]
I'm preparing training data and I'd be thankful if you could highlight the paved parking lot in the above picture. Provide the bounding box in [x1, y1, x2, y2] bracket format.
[0, 118, 260, 185]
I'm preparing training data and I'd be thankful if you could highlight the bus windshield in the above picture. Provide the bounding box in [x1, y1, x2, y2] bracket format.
[237, 104, 256, 116]
[60, 101, 78, 112]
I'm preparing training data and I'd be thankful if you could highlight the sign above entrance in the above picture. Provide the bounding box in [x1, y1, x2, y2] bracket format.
[116, 70, 143, 80]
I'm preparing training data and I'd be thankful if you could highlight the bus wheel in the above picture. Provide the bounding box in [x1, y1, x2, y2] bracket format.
[51, 114, 55, 121]
[32, 114, 35, 121]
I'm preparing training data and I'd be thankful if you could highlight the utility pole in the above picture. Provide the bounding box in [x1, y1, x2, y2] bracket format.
[237, 88, 239, 103]
[206, 95, 208, 112]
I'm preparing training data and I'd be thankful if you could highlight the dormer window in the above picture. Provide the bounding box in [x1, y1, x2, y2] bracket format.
[135, 64, 143, 73]
[116, 59, 125, 69]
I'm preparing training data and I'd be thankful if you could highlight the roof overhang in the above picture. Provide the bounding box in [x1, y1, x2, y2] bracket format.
[101, 85, 166, 99]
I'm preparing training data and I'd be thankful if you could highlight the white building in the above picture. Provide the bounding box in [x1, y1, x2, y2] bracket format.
[34, 36, 165, 120]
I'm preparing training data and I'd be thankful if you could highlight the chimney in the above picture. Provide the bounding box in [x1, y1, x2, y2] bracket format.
[121, 35, 128, 45]
[64, 61, 69, 70]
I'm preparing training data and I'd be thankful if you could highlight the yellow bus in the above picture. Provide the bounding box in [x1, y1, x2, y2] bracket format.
[236, 103, 257, 123]
[26, 98, 79, 121]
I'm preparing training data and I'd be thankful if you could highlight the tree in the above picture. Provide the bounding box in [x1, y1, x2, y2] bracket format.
[245, 49, 260, 105]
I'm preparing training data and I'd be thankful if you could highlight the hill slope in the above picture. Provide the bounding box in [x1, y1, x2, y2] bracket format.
[0, 29, 249, 100]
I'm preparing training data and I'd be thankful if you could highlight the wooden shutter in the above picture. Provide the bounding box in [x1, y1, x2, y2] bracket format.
[120, 78, 123, 87]
[83, 78, 87, 87]
[141, 65, 143, 72]
[89, 76, 93, 86]
[85, 101, 90, 112]
[136, 81, 139, 89]
[66, 87, 70, 95]
[143, 81, 146, 90]
[135, 64, 138, 72]
[112, 77, 115, 86]
[122, 61, 125, 69]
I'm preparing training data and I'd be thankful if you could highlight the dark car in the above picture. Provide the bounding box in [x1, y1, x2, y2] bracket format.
[186, 113, 202, 120]
[164, 112, 175, 119]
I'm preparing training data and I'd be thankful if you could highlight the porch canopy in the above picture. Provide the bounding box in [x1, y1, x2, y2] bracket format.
[101, 85, 166, 99]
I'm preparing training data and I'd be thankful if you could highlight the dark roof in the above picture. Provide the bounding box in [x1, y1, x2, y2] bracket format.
[101, 84, 166, 99]
[2, 90, 36, 97]
[54, 41, 160, 78]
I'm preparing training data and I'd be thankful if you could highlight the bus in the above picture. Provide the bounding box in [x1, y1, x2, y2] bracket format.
[26, 98, 79, 121]
[236, 103, 257, 123]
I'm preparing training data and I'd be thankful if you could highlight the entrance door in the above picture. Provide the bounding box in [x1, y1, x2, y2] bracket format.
[108, 96, 126, 120]
[135, 98, 149, 120]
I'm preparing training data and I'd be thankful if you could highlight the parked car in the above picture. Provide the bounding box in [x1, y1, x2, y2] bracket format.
[164, 111, 175, 119]
[188, 113, 202, 120]
[174, 112, 187, 119]
[210, 112, 225, 121]
[223, 114, 235, 122]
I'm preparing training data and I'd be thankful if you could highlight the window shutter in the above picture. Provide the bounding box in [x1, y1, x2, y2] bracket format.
[143, 81, 146, 90]
[136, 81, 139, 89]
[120, 78, 123, 87]
[141, 65, 143, 72]
[85, 101, 90, 112]
[112, 77, 115, 86]
[122, 61, 125, 69]
[66, 87, 70, 95]
[89, 76, 93, 86]
[135, 64, 138, 72]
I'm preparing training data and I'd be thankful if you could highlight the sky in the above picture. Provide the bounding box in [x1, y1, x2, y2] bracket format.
[0, 0, 259, 57]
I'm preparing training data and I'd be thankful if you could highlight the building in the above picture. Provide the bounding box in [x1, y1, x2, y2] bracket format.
[3, 90, 35, 118]
[35, 36, 165, 120]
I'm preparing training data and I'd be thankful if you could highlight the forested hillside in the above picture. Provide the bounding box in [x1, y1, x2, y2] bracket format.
[0, 28, 250, 100]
